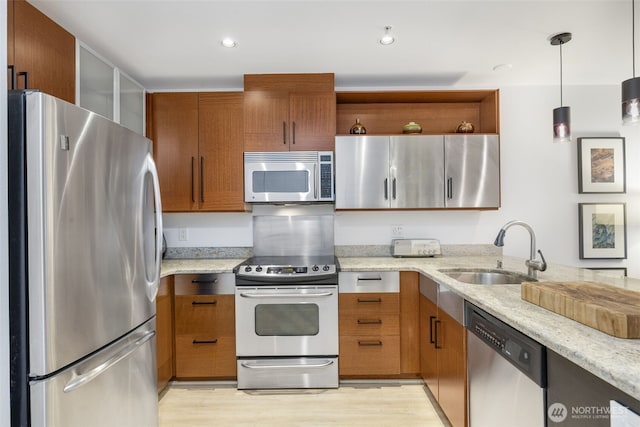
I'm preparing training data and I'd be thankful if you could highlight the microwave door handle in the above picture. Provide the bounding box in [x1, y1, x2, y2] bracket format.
[313, 164, 318, 199]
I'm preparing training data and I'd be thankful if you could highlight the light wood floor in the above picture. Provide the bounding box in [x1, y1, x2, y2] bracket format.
[159, 382, 448, 427]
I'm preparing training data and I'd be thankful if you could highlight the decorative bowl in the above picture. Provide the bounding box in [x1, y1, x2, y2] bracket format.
[402, 121, 422, 134]
[456, 121, 475, 133]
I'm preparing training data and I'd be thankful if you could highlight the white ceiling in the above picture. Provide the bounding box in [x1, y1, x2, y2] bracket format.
[31, 0, 634, 91]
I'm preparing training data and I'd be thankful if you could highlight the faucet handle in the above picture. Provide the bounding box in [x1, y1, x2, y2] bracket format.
[537, 249, 547, 272]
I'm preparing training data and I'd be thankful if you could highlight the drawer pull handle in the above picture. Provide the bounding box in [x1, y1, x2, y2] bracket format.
[357, 298, 382, 303]
[358, 340, 383, 346]
[356, 276, 383, 281]
[192, 301, 217, 305]
[357, 319, 382, 325]
[191, 278, 218, 284]
[192, 339, 218, 344]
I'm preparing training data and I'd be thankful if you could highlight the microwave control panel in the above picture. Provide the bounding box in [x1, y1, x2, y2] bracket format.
[318, 152, 334, 200]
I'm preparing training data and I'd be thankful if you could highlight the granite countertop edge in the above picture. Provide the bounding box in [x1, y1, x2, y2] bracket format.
[160, 255, 640, 402]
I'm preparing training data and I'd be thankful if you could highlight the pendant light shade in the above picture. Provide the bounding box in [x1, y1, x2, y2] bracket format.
[622, 0, 639, 124]
[553, 106, 571, 143]
[550, 32, 572, 143]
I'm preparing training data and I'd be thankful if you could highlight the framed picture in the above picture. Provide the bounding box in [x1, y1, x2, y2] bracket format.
[577, 137, 626, 193]
[579, 203, 627, 259]
[588, 267, 628, 277]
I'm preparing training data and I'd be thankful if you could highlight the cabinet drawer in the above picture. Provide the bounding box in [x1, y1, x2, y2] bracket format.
[174, 335, 236, 378]
[339, 312, 399, 336]
[339, 335, 401, 376]
[174, 273, 235, 295]
[174, 294, 235, 336]
[339, 293, 399, 316]
[339, 271, 399, 293]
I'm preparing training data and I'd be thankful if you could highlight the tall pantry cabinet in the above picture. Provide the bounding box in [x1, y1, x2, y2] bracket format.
[148, 92, 245, 212]
[7, 0, 76, 103]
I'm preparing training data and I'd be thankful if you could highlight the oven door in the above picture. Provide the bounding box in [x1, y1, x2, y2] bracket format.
[235, 285, 338, 357]
[244, 152, 319, 203]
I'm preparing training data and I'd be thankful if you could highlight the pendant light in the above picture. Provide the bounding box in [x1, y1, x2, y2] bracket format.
[551, 32, 572, 143]
[622, 0, 640, 124]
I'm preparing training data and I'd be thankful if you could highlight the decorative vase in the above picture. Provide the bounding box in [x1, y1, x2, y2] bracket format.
[349, 118, 367, 134]
[456, 121, 475, 133]
[402, 121, 422, 134]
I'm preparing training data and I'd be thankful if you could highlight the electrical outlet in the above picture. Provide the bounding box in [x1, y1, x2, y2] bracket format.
[178, 228, 188, 241]
[391, 225, 404, 237]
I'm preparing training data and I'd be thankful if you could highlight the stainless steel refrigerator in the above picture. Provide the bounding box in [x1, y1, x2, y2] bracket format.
[8, 91, 163, 426]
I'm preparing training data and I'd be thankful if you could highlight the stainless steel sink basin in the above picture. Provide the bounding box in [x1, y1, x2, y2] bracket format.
[439, 268, 537, 285]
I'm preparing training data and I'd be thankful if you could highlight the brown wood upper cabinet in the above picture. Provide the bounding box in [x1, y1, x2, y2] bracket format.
[244, 73, 336, 151]
[148, 92, 245, 212]
[7, 0, 75, 103]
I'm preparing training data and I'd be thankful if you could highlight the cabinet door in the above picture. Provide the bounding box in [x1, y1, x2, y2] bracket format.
[13, 0, 75, 103]
[198, 93, 245, 211]
[390, 136, 445, 208]
[157, 276, 174, 392]
[437, 309, 467, 427]
[420, 294, 439, 399]
[335, 136, 390, 209]
[78, 45, 114, 120]
[243, 90, 289, 151]
[445, 134, 500, 208]
[174, 294, 236, 378]
[151, 93, 199, 211]
[289, 91, 336, 151]
[119, 72, 145, 135]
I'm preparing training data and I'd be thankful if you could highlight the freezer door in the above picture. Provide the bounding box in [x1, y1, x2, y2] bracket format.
[30, 318, 158, 427]
[390, 136, 445, 208]
[25, 92, 163, 376]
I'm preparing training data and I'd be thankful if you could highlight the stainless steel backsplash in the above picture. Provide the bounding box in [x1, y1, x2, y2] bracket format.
[252, 205, 335, 256]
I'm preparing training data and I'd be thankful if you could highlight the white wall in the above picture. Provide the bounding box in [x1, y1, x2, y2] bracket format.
[163, 83, 640, 278]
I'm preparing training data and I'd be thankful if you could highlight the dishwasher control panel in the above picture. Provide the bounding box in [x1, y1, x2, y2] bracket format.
[465, 301, 546, 387]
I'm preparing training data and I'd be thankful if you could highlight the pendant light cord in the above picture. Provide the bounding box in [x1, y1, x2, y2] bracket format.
[559, 41, 564, 107]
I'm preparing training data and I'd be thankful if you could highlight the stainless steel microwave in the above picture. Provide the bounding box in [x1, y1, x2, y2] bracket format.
[244, 151, 335, 203]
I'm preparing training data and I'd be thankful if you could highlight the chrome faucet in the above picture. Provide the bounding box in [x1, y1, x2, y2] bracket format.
[494, 220, 547, 279]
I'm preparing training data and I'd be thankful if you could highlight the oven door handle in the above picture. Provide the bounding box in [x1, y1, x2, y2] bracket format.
[240, 360, 335, 369]
[238, 291, 334, 298]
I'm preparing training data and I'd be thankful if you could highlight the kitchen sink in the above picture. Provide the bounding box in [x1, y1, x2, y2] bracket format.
[439, 268, 537, 285]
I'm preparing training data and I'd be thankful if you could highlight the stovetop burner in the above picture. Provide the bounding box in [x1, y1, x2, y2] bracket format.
[234, 255, 339, 280]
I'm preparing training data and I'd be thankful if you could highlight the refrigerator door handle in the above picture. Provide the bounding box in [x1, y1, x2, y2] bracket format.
[62, 330, 155, 393]
[145, 154, 163, 302]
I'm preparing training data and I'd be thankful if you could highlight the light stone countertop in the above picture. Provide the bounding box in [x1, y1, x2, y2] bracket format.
[160, 254, 640, 402]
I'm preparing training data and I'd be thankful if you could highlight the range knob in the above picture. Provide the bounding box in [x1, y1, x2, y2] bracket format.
[255, 266, 263, 272]
[244, 266, 252, 272]
[322, 265, 330, 271]
[312, 265, 319, 272]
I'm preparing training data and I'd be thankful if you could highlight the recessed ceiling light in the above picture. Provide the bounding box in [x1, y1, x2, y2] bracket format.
[380, 26, 395, 45]
[221, 38, 237, 48]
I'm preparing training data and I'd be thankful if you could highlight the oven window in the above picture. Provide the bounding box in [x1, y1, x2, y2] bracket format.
[255, 304, 319, 336]
[252, 171, 309, 193]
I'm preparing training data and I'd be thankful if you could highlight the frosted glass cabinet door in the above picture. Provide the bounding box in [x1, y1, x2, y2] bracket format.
[119, 72, 144, 135]
[78, 46, 114, 120]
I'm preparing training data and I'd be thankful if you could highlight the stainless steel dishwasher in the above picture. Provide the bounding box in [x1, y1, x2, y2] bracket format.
[465, 302, 546, 427]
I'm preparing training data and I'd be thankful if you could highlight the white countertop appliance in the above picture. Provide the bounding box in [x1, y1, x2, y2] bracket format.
[8, 91, 162, 426]
[392, 238, 442, 257]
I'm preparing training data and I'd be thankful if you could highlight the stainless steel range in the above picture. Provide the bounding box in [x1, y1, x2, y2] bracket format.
[234, 207, 339, 389]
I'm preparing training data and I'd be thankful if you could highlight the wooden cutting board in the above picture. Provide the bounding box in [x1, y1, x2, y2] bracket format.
[521, 281, 640, 339]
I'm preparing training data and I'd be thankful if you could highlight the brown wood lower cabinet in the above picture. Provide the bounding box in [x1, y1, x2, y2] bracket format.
[339, 292, 400, 376]
[173, 274, 236, 379]
[157, 276, 174, 393]
[419, 276, 467, 427]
